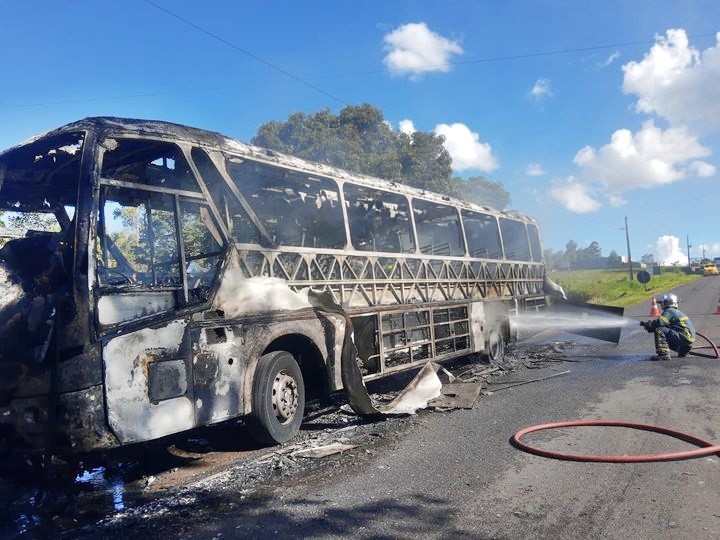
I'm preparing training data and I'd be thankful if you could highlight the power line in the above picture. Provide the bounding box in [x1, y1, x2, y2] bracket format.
[0, 22, 716, 110]
[0, 79, 295, 110]
[436, 33, 717, 69]
[141, 0, 351, 106]
[314, 32, 718, 78]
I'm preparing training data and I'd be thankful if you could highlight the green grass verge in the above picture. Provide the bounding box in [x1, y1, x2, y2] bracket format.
[549, 268, 702, 307]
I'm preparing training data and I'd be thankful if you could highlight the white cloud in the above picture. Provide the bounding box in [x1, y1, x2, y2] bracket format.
[398, 119, 416, 135]
[689, 160, 716, 177]
[608, 195, 627, 207]
[572, 121, 711, 199]
[698, 243, 720, 257]
[598, 51, 620, 68]
[526, 163, 545, 176]
[554, 29, 719, 214]
[529, 78, 552, 100]
[434, 122, 499, 172]
[650, 235, 688, 266]
[383, 22, 463, 79]
[549, 178, 602, 213]
[622, 29, 720, 132]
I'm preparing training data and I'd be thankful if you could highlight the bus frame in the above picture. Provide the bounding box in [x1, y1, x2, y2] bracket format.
[0, 117, 564, 454]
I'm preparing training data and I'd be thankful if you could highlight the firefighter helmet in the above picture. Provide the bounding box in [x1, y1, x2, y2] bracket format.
[657, 292, 678, 309]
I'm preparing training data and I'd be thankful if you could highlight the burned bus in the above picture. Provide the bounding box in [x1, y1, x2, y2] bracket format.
[0, 117, 564, 454]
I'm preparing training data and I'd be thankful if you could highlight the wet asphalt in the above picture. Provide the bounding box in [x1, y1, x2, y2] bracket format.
[3, 276, 720, 538]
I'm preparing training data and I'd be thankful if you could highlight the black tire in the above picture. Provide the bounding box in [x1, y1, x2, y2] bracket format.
[486, 329, 505, 364]
[247, 351, 305, 445]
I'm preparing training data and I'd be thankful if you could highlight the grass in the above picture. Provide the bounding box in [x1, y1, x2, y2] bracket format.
[549, 268, 702, 308]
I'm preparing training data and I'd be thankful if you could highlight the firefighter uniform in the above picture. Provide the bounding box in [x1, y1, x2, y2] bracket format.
[642, 305, 696, 360]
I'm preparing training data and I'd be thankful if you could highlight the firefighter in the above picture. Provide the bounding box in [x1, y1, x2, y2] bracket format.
[640, 292, 696, 360]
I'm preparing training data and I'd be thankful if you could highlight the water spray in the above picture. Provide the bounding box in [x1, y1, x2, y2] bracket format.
[515, 311, 637, 332]
[514, 301, 636, 344]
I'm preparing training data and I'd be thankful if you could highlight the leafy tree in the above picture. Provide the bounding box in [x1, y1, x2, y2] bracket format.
[453, 175, 511, 209]
[253, 105, 407, 182]
[608, 249, 622, 265]
[0, 211, 60, 248]
[399, 130, 454, 193]
[0, 210, 59, 232]
[105, 201, 217, 278]
[580, 240, 602, 258]
[252, 104, 510, 209]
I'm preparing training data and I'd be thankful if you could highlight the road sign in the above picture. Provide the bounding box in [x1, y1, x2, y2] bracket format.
[637, 270, 651, 290]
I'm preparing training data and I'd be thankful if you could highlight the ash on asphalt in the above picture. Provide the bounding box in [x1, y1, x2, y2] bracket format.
[0, 341, 584, 539]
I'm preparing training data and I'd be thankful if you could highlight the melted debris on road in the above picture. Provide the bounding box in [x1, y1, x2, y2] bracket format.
[1, 341, 583, 538]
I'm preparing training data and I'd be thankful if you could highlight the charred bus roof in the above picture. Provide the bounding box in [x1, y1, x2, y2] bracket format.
[1, 116, 540, 227]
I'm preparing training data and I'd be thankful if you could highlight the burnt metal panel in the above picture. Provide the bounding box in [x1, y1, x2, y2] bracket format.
[191, 325, 244, 425]
[103, 319, 195, 444]
[149, 359, 187, 402]
[429, 382, 483, 409]
[57, 347, 103, 393]
[56, 384, 119, 452]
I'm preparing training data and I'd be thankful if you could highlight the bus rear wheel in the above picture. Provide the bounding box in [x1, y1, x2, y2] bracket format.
[486, 329, 505, 364]
[247, 351, 305, 445]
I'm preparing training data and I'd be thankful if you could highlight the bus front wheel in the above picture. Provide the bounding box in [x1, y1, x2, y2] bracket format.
[247, 351, 305, 445]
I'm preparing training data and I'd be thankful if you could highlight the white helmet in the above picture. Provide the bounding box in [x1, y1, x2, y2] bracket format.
[658, 292, 678, 309]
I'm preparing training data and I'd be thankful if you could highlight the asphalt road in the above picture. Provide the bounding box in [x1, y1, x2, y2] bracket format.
[182, 276, 720, 539]
[6, 276, 720, 539]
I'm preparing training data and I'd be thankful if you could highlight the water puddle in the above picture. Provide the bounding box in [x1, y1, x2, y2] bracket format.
[1, 459, 145, 538]
[76, 467, 128, 512]
[0, 424, 266, 538]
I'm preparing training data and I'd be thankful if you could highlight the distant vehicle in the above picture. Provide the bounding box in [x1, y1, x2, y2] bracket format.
[703, 262, 719, 276]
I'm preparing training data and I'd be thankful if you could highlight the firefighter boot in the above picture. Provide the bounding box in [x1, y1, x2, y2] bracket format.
[653, 330, 672, 361]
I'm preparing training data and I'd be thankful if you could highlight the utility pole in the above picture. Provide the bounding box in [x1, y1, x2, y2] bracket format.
[687, 234, 692, 272]
[624, 216, 633, 281]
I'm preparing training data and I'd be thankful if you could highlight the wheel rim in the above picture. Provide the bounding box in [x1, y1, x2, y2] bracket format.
[271, 370, 299, 424]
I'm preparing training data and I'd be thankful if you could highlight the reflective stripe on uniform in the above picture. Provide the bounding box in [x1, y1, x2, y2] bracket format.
[678, 316, 695, 342]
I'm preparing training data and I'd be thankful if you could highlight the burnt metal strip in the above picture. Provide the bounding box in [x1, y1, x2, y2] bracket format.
[99, 177, 205, 199]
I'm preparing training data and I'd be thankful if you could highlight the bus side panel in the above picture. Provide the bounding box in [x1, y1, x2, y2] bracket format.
[103, 319, 194, 444]
[469, 301, 486, 353]
[190, 325, 245, 425]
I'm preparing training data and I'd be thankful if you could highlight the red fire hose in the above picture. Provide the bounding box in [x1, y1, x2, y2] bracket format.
[512, 420, 720, 462]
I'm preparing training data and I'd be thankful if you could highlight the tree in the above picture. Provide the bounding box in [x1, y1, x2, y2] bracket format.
[565, 240, 578, 263]
[0, 210, 59, 232]
[580, 241, 602, 259]
[453, 175, 511, 210]
[252, 104, 509, 208]
[0, 210, 60, 248]
[398, 130, 455, 194]
[253, 105, 412, 183]
[543, 248, 564, 270]
[608, 249, 622, 265]
[641, 253, 655, 265]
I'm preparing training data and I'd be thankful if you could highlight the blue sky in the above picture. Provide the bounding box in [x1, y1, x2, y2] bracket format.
[2, 1, 719, 264]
